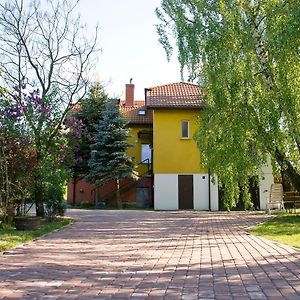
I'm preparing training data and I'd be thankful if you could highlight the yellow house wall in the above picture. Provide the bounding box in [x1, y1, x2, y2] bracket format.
[126, 125, 152, 176]
[153, 109, 207, 174]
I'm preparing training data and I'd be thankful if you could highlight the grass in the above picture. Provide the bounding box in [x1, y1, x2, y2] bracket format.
[0, 218, 72, 253]
[249, 214, 300, 249]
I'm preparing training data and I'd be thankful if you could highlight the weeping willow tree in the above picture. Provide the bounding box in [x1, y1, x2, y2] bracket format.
[156, 0, 300, 209]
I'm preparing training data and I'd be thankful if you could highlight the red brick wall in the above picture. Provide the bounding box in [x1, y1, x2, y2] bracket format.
[67, 179, 95, 206]
[67, 176, 153, 207]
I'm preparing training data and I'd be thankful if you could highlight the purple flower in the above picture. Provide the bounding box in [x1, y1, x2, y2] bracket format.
[38, 106, 52, 116]
[4, 105, 22, 120]
[28, 90, 44, 108]
[73, 128, 80, 137]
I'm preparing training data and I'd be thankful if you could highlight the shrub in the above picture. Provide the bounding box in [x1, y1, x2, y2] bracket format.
[44, 186, 67, 217]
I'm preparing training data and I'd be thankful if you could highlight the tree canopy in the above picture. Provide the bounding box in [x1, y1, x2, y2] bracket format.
[68, 82, 108, 178]
[156, 0, 300, 209]
[0, 0, 99, 216]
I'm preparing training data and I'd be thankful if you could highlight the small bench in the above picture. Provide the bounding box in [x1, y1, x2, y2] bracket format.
[284, 192, 300, 213]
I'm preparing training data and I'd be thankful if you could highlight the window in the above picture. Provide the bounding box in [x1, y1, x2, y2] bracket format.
[141, 144, 152, 163]
[138, 109, 146, 116]
[181, 120, 189, 139]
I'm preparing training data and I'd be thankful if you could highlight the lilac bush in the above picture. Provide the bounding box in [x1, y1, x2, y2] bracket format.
[0, 82, 84, 218]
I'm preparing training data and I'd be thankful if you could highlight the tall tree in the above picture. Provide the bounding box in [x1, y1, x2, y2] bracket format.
[65, 82, 107, 206]
[0, 0, 99, 216]
[0, 86, 74, 220]
[85, 100, 137, 208]
[156, 0, 300, 209]
[70, 82, 108, 177]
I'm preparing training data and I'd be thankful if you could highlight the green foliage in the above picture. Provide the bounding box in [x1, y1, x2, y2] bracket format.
[44, 187, 67, 217]
[77, 83, 108, 126]
[157, 0, 300, 209]
[35, 156, 69, 217]
[0, 86, 71, 217]
[73, 200, 94, 209]
[0, 0, 99, 217]
[86, 100, 137, 184]
[85, 100, 137, 208]
[68, 82, 108, 176]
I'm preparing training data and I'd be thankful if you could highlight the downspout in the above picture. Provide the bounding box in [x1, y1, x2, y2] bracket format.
[144, 87, 154, 207]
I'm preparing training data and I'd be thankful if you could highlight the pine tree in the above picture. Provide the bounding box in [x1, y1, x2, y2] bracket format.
[65, 82, 107, 206]
[85, 99, 137, 208]
[72, 82, 108, 176]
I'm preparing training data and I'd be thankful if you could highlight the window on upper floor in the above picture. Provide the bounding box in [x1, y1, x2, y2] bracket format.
[141, 144, 152, 163]
[181, 120, 190, 139]
[138, 109, 146, 116]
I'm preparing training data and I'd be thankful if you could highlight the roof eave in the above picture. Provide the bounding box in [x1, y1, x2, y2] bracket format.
[146, 105, 205, 110]
[126, 121, 153, 126]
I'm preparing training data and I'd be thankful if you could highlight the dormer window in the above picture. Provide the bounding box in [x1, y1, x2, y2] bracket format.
[138, 109, 146, 116]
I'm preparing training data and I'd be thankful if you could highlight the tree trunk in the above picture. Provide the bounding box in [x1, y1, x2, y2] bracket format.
[34, 156, 45, 217]
[35, 186, 45, 217]
[281, 169, 294, 192]
[275, 148, 300, 192]
[245, 6, 300, 192]
[31, 147, 44, 217]
[116, 179, 122, 209]
[95, 182, 100, 208]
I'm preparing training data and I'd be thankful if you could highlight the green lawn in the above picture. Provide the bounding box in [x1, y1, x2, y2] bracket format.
[0, 218, 72, 253]
[250, 214, 300, 249]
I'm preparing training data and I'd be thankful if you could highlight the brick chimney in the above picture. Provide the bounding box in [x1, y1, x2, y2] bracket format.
[125, 78, 134, 107]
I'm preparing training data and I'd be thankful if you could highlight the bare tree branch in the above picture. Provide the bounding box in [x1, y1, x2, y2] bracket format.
[0, 0, 100, 152]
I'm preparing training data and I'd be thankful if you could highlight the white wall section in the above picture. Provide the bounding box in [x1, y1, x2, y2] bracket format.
[154, 173, 211, 210]
[259, 157, 274, 210]
[193, 174, 209, 210]
[154, 174, 178, 210]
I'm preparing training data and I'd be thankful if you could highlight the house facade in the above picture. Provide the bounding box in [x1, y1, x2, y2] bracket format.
[145, 82, 219, 210]
[67, 81, 273, 210]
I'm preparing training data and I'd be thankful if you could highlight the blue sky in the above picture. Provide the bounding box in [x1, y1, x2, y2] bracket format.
[77, 0, 181, 100]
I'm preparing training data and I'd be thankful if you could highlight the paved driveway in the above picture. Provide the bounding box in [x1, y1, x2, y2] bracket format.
[0, 210, 299, 300]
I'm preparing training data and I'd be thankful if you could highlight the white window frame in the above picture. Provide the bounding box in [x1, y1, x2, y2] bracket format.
[141, 144, 152, 163]
[181, 120, 190, 139]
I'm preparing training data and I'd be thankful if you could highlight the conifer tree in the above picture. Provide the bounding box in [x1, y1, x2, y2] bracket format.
[85, 100, 137, 208]
[66, 82, 107, 206]
[71, 82, 108, 176]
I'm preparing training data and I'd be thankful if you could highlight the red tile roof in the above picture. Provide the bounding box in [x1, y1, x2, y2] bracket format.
[69, 103, 81, 113]
[120, 100, 145, 107]
[120, 101, 153, 124]
[146, 82, 204, 108]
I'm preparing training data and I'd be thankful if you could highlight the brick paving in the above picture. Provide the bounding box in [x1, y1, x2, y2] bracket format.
[0, 210, 300, 300]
